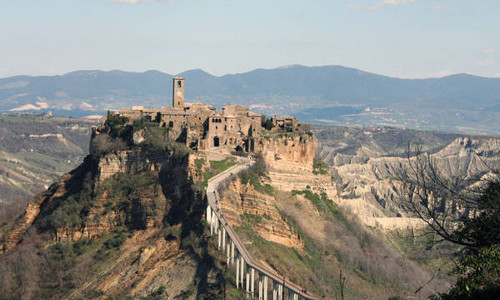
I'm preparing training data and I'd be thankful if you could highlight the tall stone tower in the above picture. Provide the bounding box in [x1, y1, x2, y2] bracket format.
[172, 76, 185, 108]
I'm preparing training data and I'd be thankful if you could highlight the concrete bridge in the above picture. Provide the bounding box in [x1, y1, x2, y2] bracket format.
[205, 157, 321, 300]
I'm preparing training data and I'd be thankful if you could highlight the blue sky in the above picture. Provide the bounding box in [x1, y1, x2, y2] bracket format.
[0, 0, 498, 78]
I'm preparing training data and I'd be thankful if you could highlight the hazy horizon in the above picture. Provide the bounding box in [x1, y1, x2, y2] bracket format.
[1, 63, 499, 81]
[1, 0, 499, 79]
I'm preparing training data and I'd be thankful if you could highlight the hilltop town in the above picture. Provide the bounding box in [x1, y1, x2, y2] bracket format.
[96, 76, 309, 153]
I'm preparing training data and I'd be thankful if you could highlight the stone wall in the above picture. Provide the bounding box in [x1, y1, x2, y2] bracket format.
[258, 134, 316, 172]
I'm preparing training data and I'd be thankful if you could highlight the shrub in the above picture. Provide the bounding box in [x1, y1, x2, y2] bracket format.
[261, 117, 274, 130]
[313, 158, 329, 175]
[103, 228, 127, 250]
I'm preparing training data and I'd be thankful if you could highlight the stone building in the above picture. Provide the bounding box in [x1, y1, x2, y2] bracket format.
[109, 77, 304, 153]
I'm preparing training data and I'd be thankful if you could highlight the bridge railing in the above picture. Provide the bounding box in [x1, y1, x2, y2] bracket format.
[206, 160, 321, 300]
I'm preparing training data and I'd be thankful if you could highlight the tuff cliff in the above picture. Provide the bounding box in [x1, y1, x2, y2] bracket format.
[316, 127, 500, 229]
[216, 132, 450, 299]
[0, 121, 228, 299]
[1, 119, 476, 299]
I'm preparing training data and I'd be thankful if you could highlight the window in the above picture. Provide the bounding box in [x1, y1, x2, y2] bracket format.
[177, 81, 182, 88]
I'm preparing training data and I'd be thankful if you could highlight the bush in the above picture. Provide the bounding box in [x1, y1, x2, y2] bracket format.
[140, 127, 171, 150]
[292, 190, 339, 218]
[261, 117, 274, 130]
[90, 133, 128, 156]
[103, 228, 127, 250]
[313, 158, 329, 175]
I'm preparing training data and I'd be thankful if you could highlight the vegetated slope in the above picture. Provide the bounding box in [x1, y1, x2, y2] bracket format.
[0, 114, 94, 222]
[216, 135, 451, 299]
[0, 119, 232, 299]
[2, 65, 500, 134]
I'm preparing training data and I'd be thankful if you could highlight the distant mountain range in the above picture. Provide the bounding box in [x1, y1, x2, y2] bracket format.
[1, 65, 500, 135]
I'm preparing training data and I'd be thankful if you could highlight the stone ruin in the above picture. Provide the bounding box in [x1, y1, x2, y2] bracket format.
[97, 76, 310, 153]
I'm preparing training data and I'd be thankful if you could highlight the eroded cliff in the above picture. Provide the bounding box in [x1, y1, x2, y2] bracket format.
[312, 126, 500, 230]
[0, 122, 227, 299]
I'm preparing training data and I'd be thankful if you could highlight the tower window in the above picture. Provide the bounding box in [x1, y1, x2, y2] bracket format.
[177, 81, 182, 88]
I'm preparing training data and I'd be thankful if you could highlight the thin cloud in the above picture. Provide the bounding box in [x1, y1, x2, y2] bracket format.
[476, 60, 495, 66]
[348, 0, 417, 11]
[431, 5, 448, 11]
[483, 48, 495, 54]
[110, 0, 172, 4]
[435, 71, 456, 77]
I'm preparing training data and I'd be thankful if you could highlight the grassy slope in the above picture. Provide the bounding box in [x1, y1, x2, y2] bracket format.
[229, 174, 451, 299]
[0, 114, 94, 222]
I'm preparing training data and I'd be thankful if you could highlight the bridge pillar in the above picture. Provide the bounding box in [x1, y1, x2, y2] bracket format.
[272, 282, 278, 300]
[210, 210, 214, 234]
[231, 241, 235, 265]
[236, 255, 240, 288]
[211, 210, 217, 234]
[241, 257, 245, 289]
[263, 275, 268, 300]
[217, 226, 222, 250]
[246, 266, 250, 296]
[258, 273, 263, 300]
[206, 205, 211, 223]
[222, 227, 226, 250]
[226, 239, 231, 265]
[278, 284, 283, 300]
[251, 268, 255, 298]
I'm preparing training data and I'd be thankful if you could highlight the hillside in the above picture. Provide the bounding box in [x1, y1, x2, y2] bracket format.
[0, 117, 230, 299]
[0, 114, 95, 222]
[2, 65, 500, 134]
[314, 125, 500, 228]
[0, 113, 460, 299]
[2, 110, 500, 299]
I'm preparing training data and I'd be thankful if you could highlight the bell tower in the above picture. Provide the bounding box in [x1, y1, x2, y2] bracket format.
[172, 76, 185, 108]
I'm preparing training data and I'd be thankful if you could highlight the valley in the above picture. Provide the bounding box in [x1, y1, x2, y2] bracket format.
[0, 114, 95, 222]
[0, 108, 498, 299]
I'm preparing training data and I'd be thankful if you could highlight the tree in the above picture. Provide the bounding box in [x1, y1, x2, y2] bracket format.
[261, 117, 274, 131]
[396, 143, 500, 298]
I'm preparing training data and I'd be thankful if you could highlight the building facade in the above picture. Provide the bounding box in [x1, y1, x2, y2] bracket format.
[109, 77, 303, 153]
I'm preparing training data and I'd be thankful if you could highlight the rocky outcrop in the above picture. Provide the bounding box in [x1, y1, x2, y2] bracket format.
[316, 131, 500, 229]
[2, 202, 41, 252]
[66, 228, 201, 299]
[95, 150, 167, 183]
[1, 172, 73, 252]
[220, 178, 303, 249]
[258, 134, 315, 172]
[1, 146, 182, 249]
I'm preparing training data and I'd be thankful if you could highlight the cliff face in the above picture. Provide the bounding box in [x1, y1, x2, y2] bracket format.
[259, 134, 316, 172]
[316, 126, 500, 229]
[217, 132, 452, 299]
[2, 148, 180, 248]
[0, 122, 228, 299]
[218, 134, 324, 249]
[219, 178, 303, 249]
